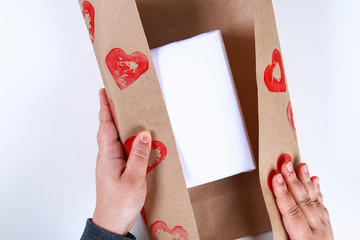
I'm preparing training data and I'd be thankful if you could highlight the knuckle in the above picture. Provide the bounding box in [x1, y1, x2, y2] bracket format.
[317, 192, 324, 199]
[125, 170, 147, 185]
[278, 187, 289, 197]
[314, 228, 332, 240]
[126, 173, 142, 184]
[317, 193, 324, 204]
[96, 130, 103, 144]
[287, 204, 302, 218]
[299, 196, 313, 207]
[291, 177, 303, 187]
[96, 123, 113, 144]
[132, 148, 148, 160]
[323, 206, 330, 217]
[312, 197, 321, 206]
[97, 124, 106, 137]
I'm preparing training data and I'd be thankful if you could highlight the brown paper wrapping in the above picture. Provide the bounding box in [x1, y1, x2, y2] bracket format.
[79, 0, 199, 238]
[254, 0, 301, 239]
[79, 0, 300, 239]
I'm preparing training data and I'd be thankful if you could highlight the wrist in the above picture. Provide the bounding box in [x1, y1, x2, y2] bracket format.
[92, 209, 129, 236]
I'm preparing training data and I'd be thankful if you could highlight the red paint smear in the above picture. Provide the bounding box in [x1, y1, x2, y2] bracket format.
[105, 48, 149, 90]
[287, 101, 297, 141]
[123, 136, 167, 173]
[267, 153, 292, 192]
[107, 97, 120, 134]
[82, 1, 95, 43]
[267, 170, 277, 192]
[264, 49, 286, 92]
[150, 221, 188, 240]
[123, 136, 135, 159]
[141, 207, 147, 225]
[276, 153, 292, 172]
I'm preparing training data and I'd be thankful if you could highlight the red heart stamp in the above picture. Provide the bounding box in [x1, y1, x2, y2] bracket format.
[264, 49, 286, 92]
[267, 153, 292, 191]
[287, 101, 297, 141]
[107, 97, 120, 133]
[105, 48, 149, 90]
[150, 221, 188, 240]
[81, 1, 95, 43]
[123, 136, 167, 173]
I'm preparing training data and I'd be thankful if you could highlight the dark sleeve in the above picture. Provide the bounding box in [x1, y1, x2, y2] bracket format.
[81, 218, 136, 240]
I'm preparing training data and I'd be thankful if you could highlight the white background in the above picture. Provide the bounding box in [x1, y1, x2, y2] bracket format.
[0, 0, 359, 239]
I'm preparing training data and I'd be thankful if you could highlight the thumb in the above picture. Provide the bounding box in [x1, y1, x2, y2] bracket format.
[123, 131, 152, 181]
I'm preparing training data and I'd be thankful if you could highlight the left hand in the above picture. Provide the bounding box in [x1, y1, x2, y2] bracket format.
[92, 88, 152, 236]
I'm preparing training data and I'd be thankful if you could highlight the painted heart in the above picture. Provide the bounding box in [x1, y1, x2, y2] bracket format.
[264, 49, 286, 92]
[267, 153, 292, 191]
[150, 221, 188, 240]
[82, 1, 95, 43]
[123, 136, 167, 173]
[105, 48, 149, 90]
[267, 170, 277, 192]
[107, 97, 120, 133]
[287, 101, 297, 141]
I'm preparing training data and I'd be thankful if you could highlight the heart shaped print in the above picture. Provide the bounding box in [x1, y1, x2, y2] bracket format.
[264, 49, 286, 92]
[107, 97, 120, 133]
[287, 101, 297, 141]
[150, 221, 188, 240]
[123, 136, 167, 173]
[81, 1, 95, 43]
[267, 153, 292, 191]
[105, 48, 149, 90]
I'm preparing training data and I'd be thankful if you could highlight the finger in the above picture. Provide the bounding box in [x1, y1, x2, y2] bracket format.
[98, 88, 115, 124]
[272, 173, 310, 236]
[311, 176, 323, 205]
[311, 176, 330, 222]
[281, 161, 321, 227]
[123, 131, 151, 182]
[296, 163, 325, 221]
[97, 89, 121, 145]
[97, 88, 124, 159]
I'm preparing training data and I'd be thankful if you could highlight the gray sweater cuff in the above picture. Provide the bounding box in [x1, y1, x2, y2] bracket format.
[81, 218, 136, 240]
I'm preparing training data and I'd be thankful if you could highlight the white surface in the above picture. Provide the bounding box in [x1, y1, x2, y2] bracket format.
[151, 30, 255, 188]
[272, 1, 360, 239]
[0, 1, 359, 239]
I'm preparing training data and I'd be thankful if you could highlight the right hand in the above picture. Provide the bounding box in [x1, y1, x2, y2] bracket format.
[272, 161, 334, 240]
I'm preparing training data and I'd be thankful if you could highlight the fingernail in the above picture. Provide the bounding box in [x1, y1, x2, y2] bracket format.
[303, 164, 309, 174]
[315, 177, 320, 186]
[140, 131, 151, 144]
[287, 162, 293, 173]
[277, 174, 284, 184]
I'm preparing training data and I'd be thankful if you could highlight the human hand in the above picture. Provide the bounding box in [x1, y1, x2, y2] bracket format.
[272, 161, 334, 240]
[92, 88, 151, 236]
